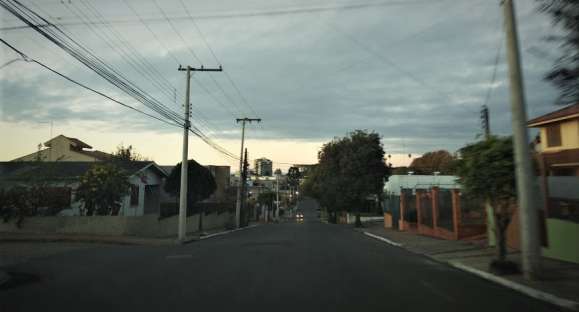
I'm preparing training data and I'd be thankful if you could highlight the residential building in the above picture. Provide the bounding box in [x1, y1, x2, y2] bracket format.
[12, 135, 112, 162]
[254, 158, 272, 177]
[527, 102, 579, 176]
[0, 161, 168, 216]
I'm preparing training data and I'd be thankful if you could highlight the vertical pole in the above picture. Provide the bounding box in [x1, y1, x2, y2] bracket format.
[178, 66, 191, 242]
[235, 121, 246, 228]
[276, 174, 280, 221]
[482, 105, 497, 246]
[502, 0, 541, 279]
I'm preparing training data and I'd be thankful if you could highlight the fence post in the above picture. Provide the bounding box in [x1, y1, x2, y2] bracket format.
[452, 189, 461, 240]
[432, 187, 439, 230]
[400, 191, 406, 231]
[416, 190, 422, 231]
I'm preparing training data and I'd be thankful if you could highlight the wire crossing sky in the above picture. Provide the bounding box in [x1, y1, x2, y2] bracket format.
[0, 0, 563, 169]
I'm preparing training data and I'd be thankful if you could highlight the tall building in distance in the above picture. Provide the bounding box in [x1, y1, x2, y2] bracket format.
[254, 158, 273, 177]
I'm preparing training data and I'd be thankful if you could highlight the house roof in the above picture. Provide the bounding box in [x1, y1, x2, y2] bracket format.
[527, 103, 579, 127]
[75, 149, 112, 161]
[44, 135, 92, 149]
[0, 161, 167, 182]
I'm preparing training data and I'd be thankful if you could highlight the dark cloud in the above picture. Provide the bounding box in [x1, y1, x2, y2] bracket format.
[0, 0, 564, 155]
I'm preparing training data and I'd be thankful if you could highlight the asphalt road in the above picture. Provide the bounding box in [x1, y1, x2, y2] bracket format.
[0, 198, 559, 311]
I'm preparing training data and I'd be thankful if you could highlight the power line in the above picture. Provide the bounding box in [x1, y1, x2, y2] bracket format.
[177, 0, 259, 118]
[0, 37, 182, 128]
[0, 0, 459, 31]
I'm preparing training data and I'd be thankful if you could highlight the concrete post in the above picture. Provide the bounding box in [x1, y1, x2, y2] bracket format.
[432, 187, 439, 230]
[452, 189, 461, 240]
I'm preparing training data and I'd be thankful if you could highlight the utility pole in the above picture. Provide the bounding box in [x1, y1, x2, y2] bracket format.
[501, 0, 541, 279]
[177, 65, 222, 243]
[481, 105, 490, 139]
[235, 117, 261, 228]
[275, 171, 280, 221]
[481, 105, 496, 246]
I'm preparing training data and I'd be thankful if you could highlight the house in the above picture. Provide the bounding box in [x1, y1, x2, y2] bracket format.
[0, 161, 168, 216]
[12, 135, 112, 162]
[527, 102, 579, 176]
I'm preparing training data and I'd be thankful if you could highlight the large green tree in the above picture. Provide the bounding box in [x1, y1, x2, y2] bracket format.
[306, 130, 388, 226]
[409, 150, 456, 175]
[538, 0, 579, 104]
[76, 163, 130, 216]
[455, 136, 516, 267]
[164, 160, 217, 232]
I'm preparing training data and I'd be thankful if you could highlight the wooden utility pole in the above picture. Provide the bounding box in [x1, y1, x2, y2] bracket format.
[501, 0, 541, 279]
[235, 118, 261, 228]
[177, 65, 222, 243]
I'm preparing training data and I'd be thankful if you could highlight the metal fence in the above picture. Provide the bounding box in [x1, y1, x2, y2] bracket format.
[383, 194, 400, 228]
[419, 191, 432, 227]
[402, 189, 417, 223]
[438, 189, 454, 231]
[460, 195, 486, 225]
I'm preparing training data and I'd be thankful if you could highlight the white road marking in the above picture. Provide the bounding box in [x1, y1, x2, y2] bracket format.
[363, 232, 403, 247]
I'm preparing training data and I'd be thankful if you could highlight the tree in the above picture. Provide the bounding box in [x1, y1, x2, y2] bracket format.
[305, 130, 389, 227]
[257, 191, 276, 213]
[75, 163, 131, 216]
[538, 0, 579, 104]
[112, 144, 146, 161]
[164, 160, 217, 232]
[454, 136, 517, 272]
[409, 150, 455, 175]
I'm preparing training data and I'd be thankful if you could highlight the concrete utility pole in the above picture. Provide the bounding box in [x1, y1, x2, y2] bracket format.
[481, 105, 496, 246]
[276, 173, 280, 221]
[501, 0, 541, 279]
[177, 65, 222, 243]
[235, 117, 261, 228]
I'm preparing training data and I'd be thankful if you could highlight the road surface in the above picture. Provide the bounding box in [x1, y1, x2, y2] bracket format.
[0, 198, 558, 311]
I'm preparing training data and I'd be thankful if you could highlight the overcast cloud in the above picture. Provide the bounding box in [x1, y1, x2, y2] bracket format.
[0, 0, 563, 157]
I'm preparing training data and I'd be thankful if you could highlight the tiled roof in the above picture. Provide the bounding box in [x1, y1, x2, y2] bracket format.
[0, 161, 161, 182]
[65, 136, 92, 149]
[527, 103, 579, 127]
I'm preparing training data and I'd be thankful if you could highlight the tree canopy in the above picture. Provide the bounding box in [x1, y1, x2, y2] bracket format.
[76, 163, 130, 216]
[454, 137, 516, 206]
[304, 130, 388, 222]
[112, 144, 146, 161]
[538, 0, 579, 104]
[409, 150, 455, 175]
[164, 160, 217, 209]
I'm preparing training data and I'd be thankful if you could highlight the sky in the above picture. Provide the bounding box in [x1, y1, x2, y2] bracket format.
[0, 0, 565, 172]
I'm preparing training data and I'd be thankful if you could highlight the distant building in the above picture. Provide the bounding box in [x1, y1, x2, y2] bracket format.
[12, 135, 111, 162]
[254, 158, 272, 177]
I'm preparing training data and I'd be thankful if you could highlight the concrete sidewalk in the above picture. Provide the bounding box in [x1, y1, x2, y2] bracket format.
[358, 223, 579, 311]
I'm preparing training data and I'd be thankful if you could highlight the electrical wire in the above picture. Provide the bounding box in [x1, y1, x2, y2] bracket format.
[0, 37, 182, 128]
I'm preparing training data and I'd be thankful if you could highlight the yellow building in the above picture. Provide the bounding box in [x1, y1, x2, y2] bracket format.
[528, 103, 579, 176]
[12, 135, 111, 162]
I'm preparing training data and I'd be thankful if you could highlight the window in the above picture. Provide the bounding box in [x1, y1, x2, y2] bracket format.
[546, 124, 562, 147]
[130, 185, 139, 206]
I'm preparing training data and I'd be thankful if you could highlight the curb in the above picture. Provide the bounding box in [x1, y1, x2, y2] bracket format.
[363, 231, 403, 247]
[361, 230, 578, 312]
[450, 262, 578, 311]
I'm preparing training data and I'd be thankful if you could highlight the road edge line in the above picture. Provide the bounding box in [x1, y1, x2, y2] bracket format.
[450, 262, 579, 311]
[199, 224, 259, 240]
[363, 231, 403, 247]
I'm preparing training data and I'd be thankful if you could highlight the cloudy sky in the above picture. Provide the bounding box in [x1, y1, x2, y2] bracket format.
[0, 0, 564, 171]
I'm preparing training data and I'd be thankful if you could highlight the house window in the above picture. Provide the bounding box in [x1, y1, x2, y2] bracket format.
[546, 124, 562, 147]
[130, 185, 139, 206]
